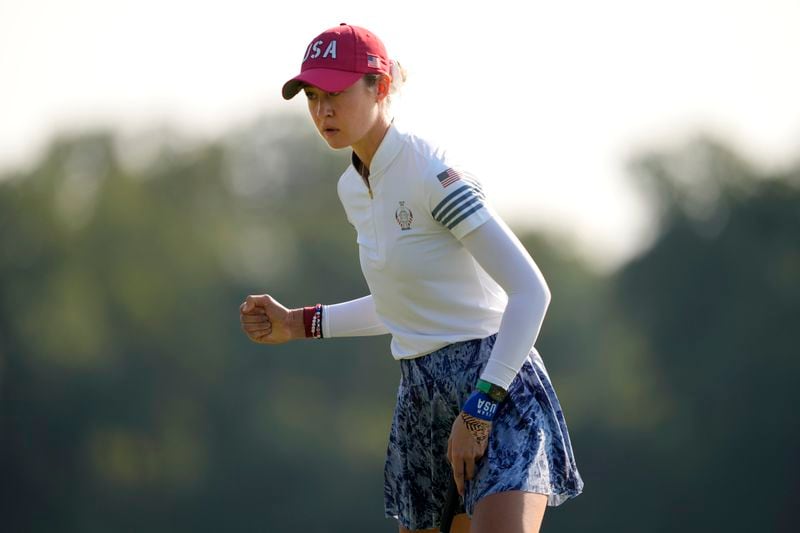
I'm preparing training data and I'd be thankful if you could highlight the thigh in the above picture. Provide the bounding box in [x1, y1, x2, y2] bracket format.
[471, 491, 547, 533]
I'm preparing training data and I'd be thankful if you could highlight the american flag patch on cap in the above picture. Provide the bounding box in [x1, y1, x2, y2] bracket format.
[367, 54, 380, 68]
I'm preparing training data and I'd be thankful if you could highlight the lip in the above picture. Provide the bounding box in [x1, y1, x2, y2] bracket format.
[321, 127, 340, 138]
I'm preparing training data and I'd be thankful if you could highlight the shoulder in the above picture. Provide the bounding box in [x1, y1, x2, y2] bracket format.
[392, 122, 458, 185]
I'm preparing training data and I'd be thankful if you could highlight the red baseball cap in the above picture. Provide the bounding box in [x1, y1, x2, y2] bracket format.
[282, 23, 390, 100]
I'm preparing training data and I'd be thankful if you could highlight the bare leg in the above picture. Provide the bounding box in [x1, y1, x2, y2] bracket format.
[470, 491, 547, 533]
[398, 512, 471, 533]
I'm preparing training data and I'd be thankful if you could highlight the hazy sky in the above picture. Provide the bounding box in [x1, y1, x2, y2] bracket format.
[2, 0, 799, 270]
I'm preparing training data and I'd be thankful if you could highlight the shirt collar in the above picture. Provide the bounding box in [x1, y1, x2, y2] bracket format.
[350, 122, 403, 180]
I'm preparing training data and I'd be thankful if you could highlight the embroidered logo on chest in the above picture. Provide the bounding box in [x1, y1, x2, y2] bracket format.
[395, 201, 413, 231]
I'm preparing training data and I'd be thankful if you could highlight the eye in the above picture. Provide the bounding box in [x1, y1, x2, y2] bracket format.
[304, 91, 317, 101]
[327, 91, 342, 97]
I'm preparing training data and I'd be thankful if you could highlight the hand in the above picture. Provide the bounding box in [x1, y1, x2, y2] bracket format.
[239, 294, 300, 344]
[447, 412, 492, 496]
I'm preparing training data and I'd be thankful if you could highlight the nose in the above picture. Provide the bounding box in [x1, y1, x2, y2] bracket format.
[315, 96, 333, 119]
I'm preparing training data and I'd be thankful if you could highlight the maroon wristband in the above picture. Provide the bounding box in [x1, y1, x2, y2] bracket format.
[302, 306, 315, 338]
[302, 304, 323, 338]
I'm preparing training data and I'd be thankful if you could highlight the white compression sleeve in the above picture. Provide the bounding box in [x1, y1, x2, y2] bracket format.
[460, 216, 552, 390]
[322, 295, 390, 338]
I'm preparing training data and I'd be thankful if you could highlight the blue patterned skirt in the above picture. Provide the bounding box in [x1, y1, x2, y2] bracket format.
[383, 334, 583, 530]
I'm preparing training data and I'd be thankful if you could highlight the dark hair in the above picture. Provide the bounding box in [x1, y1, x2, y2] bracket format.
[362, 73, 383, 88]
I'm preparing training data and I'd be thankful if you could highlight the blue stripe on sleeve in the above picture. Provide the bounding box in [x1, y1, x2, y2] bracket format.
[440, 194, 484, 226]
[446, 202, 485, 230]
[431, 185, 471, 219]
[431, 182, 484, 221]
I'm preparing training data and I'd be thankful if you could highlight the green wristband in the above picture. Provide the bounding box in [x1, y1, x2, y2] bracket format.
[476, 379, 508, 402]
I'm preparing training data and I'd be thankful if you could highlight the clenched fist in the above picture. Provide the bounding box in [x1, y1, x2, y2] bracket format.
[239, 294, 303, 344]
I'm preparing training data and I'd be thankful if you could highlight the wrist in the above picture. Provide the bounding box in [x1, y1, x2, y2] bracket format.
[301, 304, 324, 339]
[462, 379, 508, 423]
[476, 379, 508, 403]
[461, 390, 500, 422]
[288, 308, 306, 340]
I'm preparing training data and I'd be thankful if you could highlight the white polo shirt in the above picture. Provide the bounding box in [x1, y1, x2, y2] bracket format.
[337, 123, 508, 359]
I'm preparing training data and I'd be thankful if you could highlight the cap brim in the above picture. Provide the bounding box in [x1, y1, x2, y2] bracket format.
[282, 69, 364, 100]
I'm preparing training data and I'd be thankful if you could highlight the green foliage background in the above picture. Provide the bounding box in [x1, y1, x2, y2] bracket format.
[1, 113, 798, 532]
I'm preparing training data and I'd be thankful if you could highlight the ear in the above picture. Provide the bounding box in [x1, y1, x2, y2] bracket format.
[376, 75, 391, 101]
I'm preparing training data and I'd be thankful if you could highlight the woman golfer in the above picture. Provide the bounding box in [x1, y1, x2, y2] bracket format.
[240, 23, 583, 533]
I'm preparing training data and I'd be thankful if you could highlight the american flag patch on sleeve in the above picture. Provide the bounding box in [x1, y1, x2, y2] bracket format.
[431, 170, 486, 230]
[437, 168, 463, 188]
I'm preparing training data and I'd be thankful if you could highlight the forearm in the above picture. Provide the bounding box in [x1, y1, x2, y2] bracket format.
[480, 287, 548, 388]
[460, 217, 551, 390]
[322, 295, 390, 337]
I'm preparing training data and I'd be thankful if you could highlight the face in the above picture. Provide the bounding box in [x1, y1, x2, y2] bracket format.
[303, 78, 386, 150]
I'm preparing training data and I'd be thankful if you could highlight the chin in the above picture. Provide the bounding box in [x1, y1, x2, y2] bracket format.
[324, 138, 350, 150]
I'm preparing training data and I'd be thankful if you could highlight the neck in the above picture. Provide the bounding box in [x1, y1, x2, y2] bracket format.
[351, 114, 391, 171]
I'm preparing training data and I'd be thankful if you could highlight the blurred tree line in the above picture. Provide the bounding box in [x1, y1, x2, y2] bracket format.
[0, 113, 797, 532]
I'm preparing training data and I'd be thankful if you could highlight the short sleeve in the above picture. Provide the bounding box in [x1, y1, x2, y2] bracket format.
[426, 167, 494, 240]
